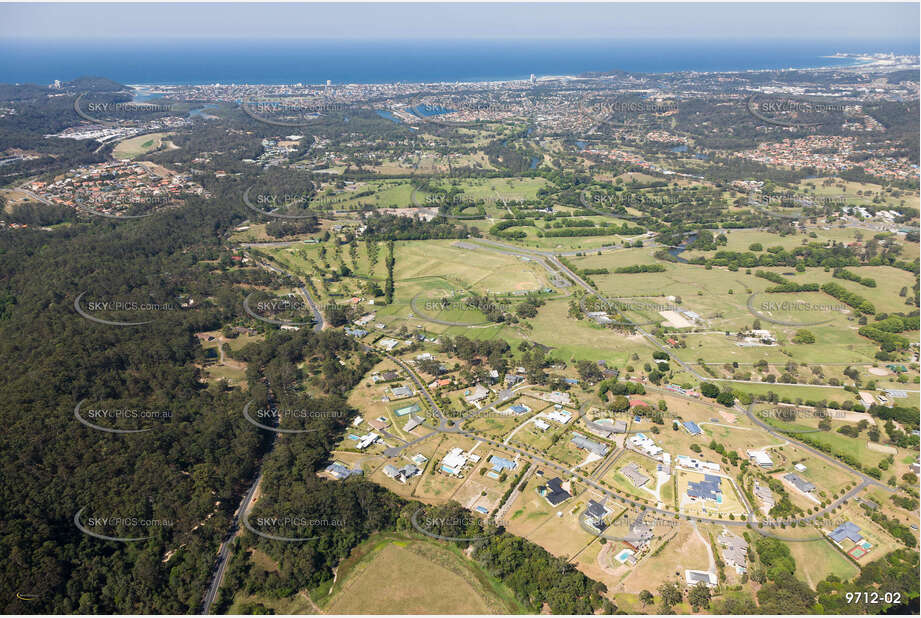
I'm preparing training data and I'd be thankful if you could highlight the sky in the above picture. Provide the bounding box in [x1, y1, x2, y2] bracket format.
[0, 2, 918, 41]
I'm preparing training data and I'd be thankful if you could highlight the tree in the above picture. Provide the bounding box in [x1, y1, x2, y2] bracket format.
[716, 391, 735, 407]
[610, 395, 630, 413]
[792, 329, 816, 344]
[688, 582, 711, 610]
[657, 582, 682, 608]
[700, 382, 719, 398]
[639, 590, 654, 607]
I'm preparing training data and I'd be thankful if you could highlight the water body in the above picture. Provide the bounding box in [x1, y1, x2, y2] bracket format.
[375, 109, 401, 123]
[671, 145, 688, 153]
[2, 38, 916, 85]
[529, 156, 539, 169]
[189, 104, 219, 118]
[667, 233, 698, 263]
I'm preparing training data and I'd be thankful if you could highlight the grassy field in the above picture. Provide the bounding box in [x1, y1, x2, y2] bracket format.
[310, 179, 417, 210]
[754, 410, 891, 470]
[788, 537, 860, 589]
[318, 534, 524, 614]
[112, 132, 172, 159]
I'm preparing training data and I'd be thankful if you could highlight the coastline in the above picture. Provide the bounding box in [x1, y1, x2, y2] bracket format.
[124, 55, 914, 91]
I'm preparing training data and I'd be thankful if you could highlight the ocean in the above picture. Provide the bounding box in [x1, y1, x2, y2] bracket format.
[0, 38, 917, 85]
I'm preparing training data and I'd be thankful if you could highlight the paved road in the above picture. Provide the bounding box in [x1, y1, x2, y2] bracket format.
[238, 232, 897, 539]
[243, 252, 325, 333]
[740, 403, 895, 494]
[202, 471, 264, 613]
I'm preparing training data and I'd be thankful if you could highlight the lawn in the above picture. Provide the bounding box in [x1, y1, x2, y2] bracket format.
[320, 534, 522, 614]
[112, 132, 171, 159]
[787, 537, 859, 589]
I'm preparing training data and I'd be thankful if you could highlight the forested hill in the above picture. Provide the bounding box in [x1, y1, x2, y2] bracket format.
[0, 194, 613, 615]
[0, 198, 268, 613]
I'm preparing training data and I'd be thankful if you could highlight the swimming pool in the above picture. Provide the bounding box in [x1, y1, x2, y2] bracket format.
[615, 548, 634, 563]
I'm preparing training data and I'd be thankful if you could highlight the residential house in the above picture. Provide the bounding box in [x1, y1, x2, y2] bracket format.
[441, 447, 467, 476]
[784, 473, 816, 493]
[687, 475, 723, 502]
[676, 455, 720, 473]
[718, 531, 748, 573]
[621, 462, 652, 488]
[754, 482, 775, 510]
[585, 499, 611, 532]
[356, 432, 379, 450]
[685, 570, 717, 588]
[390, 385, 414, 399]
[828, 522, 863, 545]
[490, 455, 517, 473]
[682, 421, 703, 435]
[325, 462, 362, 480]
[540, 477, 572, 506]
[570, 432, 609, 456]
[747, 450, 774, 468]
[382, 463, 421, 484]
[627, 433, 663, 458]
[403, 414, 424, 432]
[544, 409, 572, 424]
[465, 384, 490, 405]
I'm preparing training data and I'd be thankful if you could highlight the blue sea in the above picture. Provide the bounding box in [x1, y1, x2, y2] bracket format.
[0, 38, 917, 85]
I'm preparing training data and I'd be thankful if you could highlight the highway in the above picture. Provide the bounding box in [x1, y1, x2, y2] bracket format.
[201, 471, 264, 613]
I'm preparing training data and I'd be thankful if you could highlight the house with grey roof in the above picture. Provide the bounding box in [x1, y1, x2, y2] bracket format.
[687, 474, 722, 502]
[585, 499, 611, 532]
[828, 522, 863, 545]
[621, 462, 651, 488]
[465, 384, 490, 404]
[685, 570, 717, 588]
[718, 531, 748, 573]
[403, 414, 424, 432]
[390, 385, 414, 399]
[783, 472, 816, 493]
[325, 461, 362, 480]
[540, 477, 571, 506]
[570, 432, 609, 456]
[383, 463, 421, 484]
